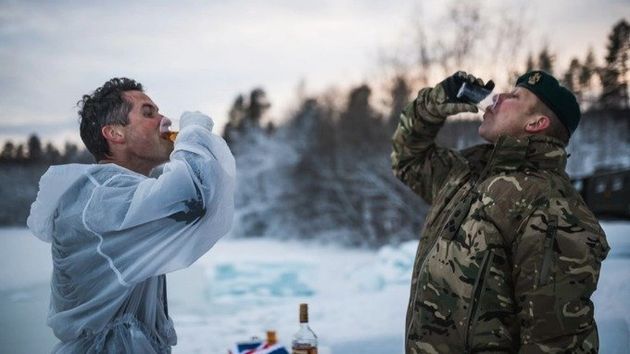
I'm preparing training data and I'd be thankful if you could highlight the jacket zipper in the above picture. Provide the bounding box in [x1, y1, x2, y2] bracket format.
[459, 144, 501, 351]
[539, 215, 558, 286]
[464, 251, 493, 352]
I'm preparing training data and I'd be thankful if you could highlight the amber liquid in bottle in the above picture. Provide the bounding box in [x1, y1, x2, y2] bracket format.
[161, 131, 178, 142]
[266, 330, 277, 345]
[292, 304, 318, 354]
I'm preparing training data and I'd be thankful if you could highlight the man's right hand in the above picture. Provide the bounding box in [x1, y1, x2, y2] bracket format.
[421, 71, 490, 118]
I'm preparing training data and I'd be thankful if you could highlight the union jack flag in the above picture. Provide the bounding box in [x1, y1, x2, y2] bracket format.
[228, 340, 289, 354]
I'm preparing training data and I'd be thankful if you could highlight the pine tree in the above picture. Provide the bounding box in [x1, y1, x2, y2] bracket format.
[537, 46, 555, 75]
[44, 142, 61, 164]
[0, 141, 15, 162]
[386, 75, 411, 132]
[15, 144, 26, 163]
[599, 19, 630, 109]
[338, 84, 385, 151]
[228, 95, 246, 128]
[247, 88, 270, 124]
[563, 58, 582, 103]
[526, 53, 536, 72]
[63, 142, 78, 163]
[579, 48, 598, 108]
[27, 134, 42, 162]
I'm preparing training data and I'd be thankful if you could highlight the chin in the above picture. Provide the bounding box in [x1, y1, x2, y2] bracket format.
[478, 122, 499, 142]
[478, 126, 488, 141]
[478, 129, 496, 143]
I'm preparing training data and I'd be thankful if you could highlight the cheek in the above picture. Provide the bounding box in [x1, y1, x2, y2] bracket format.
[142, 120, 160, 134]
[500, 111, 524, 131]
[127, 123, 157, 146]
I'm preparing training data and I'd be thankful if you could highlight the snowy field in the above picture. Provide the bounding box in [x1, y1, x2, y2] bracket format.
[1, 222, 628, 354]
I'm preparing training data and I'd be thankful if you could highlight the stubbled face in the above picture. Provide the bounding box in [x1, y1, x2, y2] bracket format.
[121, 90, 173, 165]
[479, 86, 539, 143]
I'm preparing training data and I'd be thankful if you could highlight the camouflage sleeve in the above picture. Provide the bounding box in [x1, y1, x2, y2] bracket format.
[512, 201, 609, 353]
[391, 88, 467, 204]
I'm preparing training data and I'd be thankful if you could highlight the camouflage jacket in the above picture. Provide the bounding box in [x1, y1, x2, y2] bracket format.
[391, 90, 610, 353]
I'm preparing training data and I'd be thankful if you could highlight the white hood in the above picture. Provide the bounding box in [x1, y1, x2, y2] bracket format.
[27, 164, 92, 243]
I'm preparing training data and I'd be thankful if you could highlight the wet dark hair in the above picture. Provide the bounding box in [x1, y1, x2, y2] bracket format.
[78, 78, 143, 161]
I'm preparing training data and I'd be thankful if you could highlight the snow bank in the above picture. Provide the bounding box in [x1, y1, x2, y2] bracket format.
[0, 220, 628, 353]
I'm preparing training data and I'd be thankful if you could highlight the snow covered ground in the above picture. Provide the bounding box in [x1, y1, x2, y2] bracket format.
[0, 222, 628, 353]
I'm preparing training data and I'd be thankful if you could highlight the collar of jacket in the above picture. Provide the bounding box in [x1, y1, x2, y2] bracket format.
[482, 134, 568, 175]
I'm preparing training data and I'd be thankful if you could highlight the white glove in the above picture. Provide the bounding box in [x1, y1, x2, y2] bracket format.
[180, 111, 214, 132]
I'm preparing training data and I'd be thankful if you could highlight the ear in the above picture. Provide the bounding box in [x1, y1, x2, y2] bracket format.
[524, 115, 550, 134]
[101, 125, 126, 144]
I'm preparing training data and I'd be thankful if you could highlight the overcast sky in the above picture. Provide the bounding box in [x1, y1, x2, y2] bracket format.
[0, 0, 627, 146]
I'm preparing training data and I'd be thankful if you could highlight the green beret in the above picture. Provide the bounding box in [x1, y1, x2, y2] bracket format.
[516, 70, 581, 136]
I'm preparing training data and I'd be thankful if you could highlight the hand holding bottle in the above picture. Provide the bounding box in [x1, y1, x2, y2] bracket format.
[422, 71, 494, 118]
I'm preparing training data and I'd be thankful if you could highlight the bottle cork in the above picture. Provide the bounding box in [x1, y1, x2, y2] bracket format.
[299, 303, 309, 323]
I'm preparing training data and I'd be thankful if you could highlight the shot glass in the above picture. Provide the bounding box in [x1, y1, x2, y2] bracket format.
[457, 82, 496, 113]
[159, 117, 179, 142]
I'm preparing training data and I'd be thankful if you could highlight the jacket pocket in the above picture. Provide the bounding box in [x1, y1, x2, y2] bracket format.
[538, 215, 558, 287]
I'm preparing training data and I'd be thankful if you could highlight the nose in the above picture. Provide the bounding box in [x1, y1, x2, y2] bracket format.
[159, 117, 172, 133]
[484, 94, 498, 112]
[488, 93, 505, 112]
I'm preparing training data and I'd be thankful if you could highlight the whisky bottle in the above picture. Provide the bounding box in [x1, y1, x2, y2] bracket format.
[291, 303, 318, 354]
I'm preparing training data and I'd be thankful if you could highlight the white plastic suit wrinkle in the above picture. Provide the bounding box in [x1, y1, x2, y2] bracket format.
[174, 142, 215, 160]
[81, 183, 131, 288]
[86, 173, 99, 186]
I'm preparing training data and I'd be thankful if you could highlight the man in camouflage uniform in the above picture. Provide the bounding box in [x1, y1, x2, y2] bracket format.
[392, 71, 610, 353]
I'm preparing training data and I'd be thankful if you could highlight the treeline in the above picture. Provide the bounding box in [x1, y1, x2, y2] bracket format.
[224, 83, 428, 246]
[0, 136, 93, 225]
[0, 135, 93, 165]
[539, 19, 629, 111]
